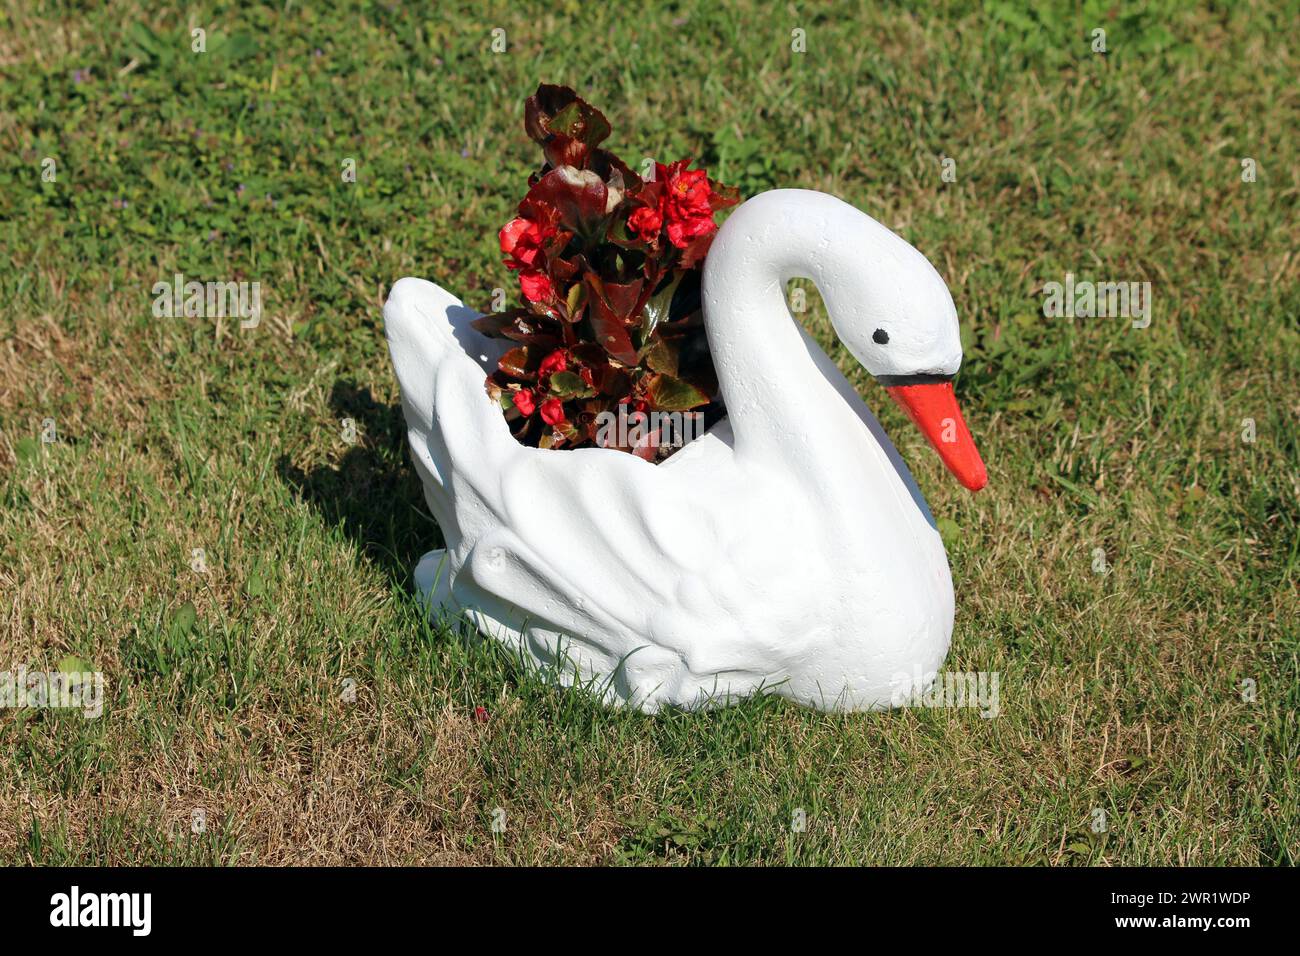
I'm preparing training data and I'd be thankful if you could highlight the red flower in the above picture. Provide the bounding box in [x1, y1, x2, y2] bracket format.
[473, 705, 490, 723]
[665, 165, 713, 217]
[660, 161, 718, 248]
[627, 205, 663, 243]
[501, 209, 561, 302]
[500, 215, 556, 269]
[540, 397, 566, 425]
[666, 215, 716, 249]
[513, 388, 536, 416]
[517, 269, 554, 302]
[632, 161, 719, 249]
[538, 349, 568, 378]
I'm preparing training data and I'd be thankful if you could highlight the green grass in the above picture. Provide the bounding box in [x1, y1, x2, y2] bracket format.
[0, 0, 1296, 864]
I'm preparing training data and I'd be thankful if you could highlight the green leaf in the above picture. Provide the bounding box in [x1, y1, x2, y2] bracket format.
[56, 655, 92, 692]
[1046, 471, 1100, 510]
[548, 100, 611, 146]
[224, 32, 261, 62]
[1119, 756, 1149, 775]
[640, 273, 683, 342]
[57, 655, 91, 675]
[646, 373, 710, 411]
[171, 601, 197, 637]
[565, 282, 587, 322]
[127, 22, 167, 64]
[15, 437, 40, 462]
[548, 371, 592, 399]
[641, 335, 680, 375]
[245, 564, 265, 598]
[645, 269, 700, 333]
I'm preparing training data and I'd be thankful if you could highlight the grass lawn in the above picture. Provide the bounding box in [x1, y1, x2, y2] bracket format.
[0, 0, 1296, 865]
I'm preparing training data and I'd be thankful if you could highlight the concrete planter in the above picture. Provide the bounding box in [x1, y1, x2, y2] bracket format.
[384, 189, 985, 712]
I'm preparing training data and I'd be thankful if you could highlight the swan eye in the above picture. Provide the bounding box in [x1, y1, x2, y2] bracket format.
[872, 328, 890, 345]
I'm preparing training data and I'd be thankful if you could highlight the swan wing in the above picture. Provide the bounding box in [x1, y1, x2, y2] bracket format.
[459, 440, 805, 682]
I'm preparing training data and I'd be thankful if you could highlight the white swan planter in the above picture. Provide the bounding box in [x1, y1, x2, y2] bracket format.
[384, 188, 987, 712]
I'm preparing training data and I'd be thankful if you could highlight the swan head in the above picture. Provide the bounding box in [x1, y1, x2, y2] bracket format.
[812, 199, 988, 492]
[704, 188, 988, 491]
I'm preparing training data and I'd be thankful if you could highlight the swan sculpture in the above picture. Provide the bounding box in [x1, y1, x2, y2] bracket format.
[384, 188, 986, 712]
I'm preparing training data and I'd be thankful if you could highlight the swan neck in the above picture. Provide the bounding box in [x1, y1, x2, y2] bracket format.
[700, 190, 867, 456]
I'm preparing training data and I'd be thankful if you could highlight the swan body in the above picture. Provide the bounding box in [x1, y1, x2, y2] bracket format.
[384, 189, 986, 712]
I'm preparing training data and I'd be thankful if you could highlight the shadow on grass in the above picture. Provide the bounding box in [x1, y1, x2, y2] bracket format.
[277, 379, 440, 590]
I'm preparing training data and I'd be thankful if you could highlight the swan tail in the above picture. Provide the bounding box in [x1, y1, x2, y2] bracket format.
[384, 277, 520, 540]
[385, 277, 476, 430]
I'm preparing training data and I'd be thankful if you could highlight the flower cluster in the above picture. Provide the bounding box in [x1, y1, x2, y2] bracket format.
[628, 161, 720, 248]
[475, 85, 738, 458]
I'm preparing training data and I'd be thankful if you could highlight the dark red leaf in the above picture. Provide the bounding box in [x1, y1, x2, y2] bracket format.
[542, 134, 593, 170]
[471, 311, 518, 336]
[473, 308, 562, 346]
[528, 166, 610, 242]
[602, 277, 644, 320]
[707, 179, 741, 212]
[593, 364, 632, 398]
[569, 343, 607, 367]
[524, 86, 612, 147]
[524, 86, 612, 173]
[498, 346, 540, 380]
[677, 231, 716, 270]
[585, 275, 639, 365]
[496, 86, 739, 460]
[588, 148, 641, 195]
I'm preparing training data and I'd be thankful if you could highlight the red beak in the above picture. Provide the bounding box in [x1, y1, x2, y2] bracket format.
[885, 380, 988, 492]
